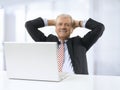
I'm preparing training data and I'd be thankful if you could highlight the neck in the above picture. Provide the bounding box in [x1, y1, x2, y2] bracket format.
[59, 39, 66, 43]
[59, 37, 69, 42]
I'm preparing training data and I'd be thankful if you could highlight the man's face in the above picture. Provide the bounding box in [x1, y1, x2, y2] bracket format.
[55, 17, 73, 41]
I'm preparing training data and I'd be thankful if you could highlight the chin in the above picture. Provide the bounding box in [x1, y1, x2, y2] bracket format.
[60, 37, 69, 40]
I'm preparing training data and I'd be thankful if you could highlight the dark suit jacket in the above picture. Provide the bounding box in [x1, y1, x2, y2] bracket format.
[25, 17, 105, 74]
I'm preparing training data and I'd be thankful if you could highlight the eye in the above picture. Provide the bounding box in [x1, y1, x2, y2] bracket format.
[58, 23, 62, 26]
[60, 23, 62, 26]
[65, 23, 70, 27]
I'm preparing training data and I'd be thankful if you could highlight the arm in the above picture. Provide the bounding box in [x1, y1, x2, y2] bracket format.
[25, 17, 47, 41]
[81, 18, 105, 51]
[72, 20, 83, 29]
[48, 19, 55, 26]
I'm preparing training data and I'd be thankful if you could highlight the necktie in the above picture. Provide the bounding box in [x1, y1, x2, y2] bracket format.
[58, 42, 64, 72]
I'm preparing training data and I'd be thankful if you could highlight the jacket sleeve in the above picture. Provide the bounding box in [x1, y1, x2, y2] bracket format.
[25, 17, 47, 41]
[81, 18, 105, 51]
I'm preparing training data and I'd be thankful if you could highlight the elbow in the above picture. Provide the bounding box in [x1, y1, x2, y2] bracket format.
[98, 23, 105, 37]
[25, 21, 32, 29]
[100, 23, 105, 32]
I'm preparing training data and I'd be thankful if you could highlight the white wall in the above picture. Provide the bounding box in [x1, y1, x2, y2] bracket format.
[92, 0, 120, 75]
[0, 9, 4, 70]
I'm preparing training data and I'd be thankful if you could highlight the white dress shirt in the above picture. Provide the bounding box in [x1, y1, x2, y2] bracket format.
[62, 41, 74, 74]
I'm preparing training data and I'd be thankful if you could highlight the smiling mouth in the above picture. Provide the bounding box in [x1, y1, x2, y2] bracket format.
[59, 30, 67, 33]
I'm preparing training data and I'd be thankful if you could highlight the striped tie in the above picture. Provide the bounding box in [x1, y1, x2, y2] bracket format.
[58, 42, 64, 72]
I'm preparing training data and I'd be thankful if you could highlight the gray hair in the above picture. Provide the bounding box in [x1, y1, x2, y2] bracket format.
[56, 14, 73, 25]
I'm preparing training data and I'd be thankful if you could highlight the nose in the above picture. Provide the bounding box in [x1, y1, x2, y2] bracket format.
[61, 24, 66, 29]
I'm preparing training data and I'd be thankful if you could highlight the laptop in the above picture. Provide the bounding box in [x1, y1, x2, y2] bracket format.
[4, 42, 68, 82]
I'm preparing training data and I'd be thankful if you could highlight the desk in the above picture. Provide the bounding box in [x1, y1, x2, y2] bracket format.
[0, 71, 120, 90]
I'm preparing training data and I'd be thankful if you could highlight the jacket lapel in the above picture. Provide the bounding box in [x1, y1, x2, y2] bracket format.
[66, 40, 74, 63]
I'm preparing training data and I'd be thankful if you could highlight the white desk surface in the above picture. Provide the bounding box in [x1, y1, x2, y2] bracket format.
[0, 71, 120, 90]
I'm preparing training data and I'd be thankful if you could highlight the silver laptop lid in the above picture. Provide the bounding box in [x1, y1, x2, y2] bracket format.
[4, 42, 61, 81]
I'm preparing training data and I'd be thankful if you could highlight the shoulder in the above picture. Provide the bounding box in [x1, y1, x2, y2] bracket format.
[68, 36, 83, 44]
[47, 34, 58, 42]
